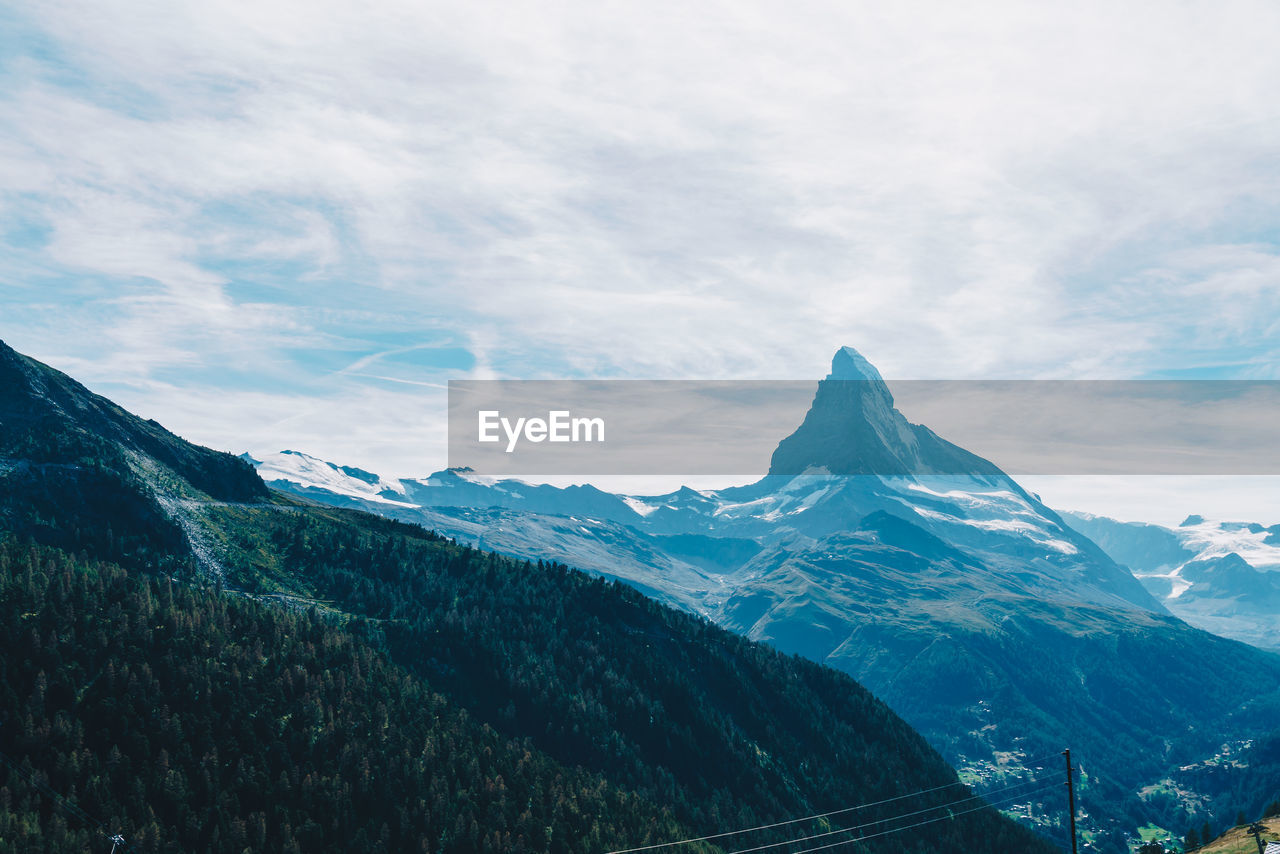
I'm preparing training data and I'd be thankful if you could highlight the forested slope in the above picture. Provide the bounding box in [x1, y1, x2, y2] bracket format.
[0, 338, 1056, 853]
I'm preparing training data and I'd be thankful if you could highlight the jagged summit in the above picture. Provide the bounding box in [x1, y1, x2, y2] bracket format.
[767, 346, 999, 476]
[829, 345, 887, 385]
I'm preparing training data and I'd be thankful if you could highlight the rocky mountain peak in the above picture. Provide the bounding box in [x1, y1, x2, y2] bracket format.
[768, 347, 998, 477]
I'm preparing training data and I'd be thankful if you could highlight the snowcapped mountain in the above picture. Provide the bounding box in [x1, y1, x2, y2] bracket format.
[1062, 511, 1280, 649]
[248, 346, 1280, 843]
[1, 338, 1070, 854]
[246, 449, 414, 506]
[251, 347, 1157, 619]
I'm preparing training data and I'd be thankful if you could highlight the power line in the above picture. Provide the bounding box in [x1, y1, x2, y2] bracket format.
[790, 782, 1061, 854]
[730, 776, 1055, 854]
[762, 781, 1062, 854]
[605, 780, 966, 854]
[720, 776, 1058, 854]
[606, 750, 1064, 854]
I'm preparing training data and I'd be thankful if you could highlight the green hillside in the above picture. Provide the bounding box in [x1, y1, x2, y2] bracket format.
[0, 540, 687, 853]
[0, 339, 1056, 852]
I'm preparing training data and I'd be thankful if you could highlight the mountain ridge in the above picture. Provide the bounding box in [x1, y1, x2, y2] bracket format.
[0, 338, 1056, 853]
[0, 340, 266, 504]
[1062, 510, 1280, 650]
[246, 346, 1280, 850]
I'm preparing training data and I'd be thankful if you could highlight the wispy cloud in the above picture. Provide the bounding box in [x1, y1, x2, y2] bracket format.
[4, 0, 1280, 490]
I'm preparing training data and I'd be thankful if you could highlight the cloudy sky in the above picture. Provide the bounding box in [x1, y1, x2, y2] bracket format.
[3, 0, 1280, 523]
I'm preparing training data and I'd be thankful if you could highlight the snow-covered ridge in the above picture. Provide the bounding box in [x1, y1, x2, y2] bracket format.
[248, 450, 415, 506]
[1176, 518, 1280, 570]
[1059, 510, 1280, 649]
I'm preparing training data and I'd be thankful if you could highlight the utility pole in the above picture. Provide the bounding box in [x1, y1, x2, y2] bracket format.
[1063, 749, 1079, 854]
[1247, 821, 1267, 854]
[109, 834, 126, 854]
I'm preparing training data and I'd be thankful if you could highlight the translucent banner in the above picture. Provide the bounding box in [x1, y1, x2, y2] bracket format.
[446, 379, 1280, 476]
